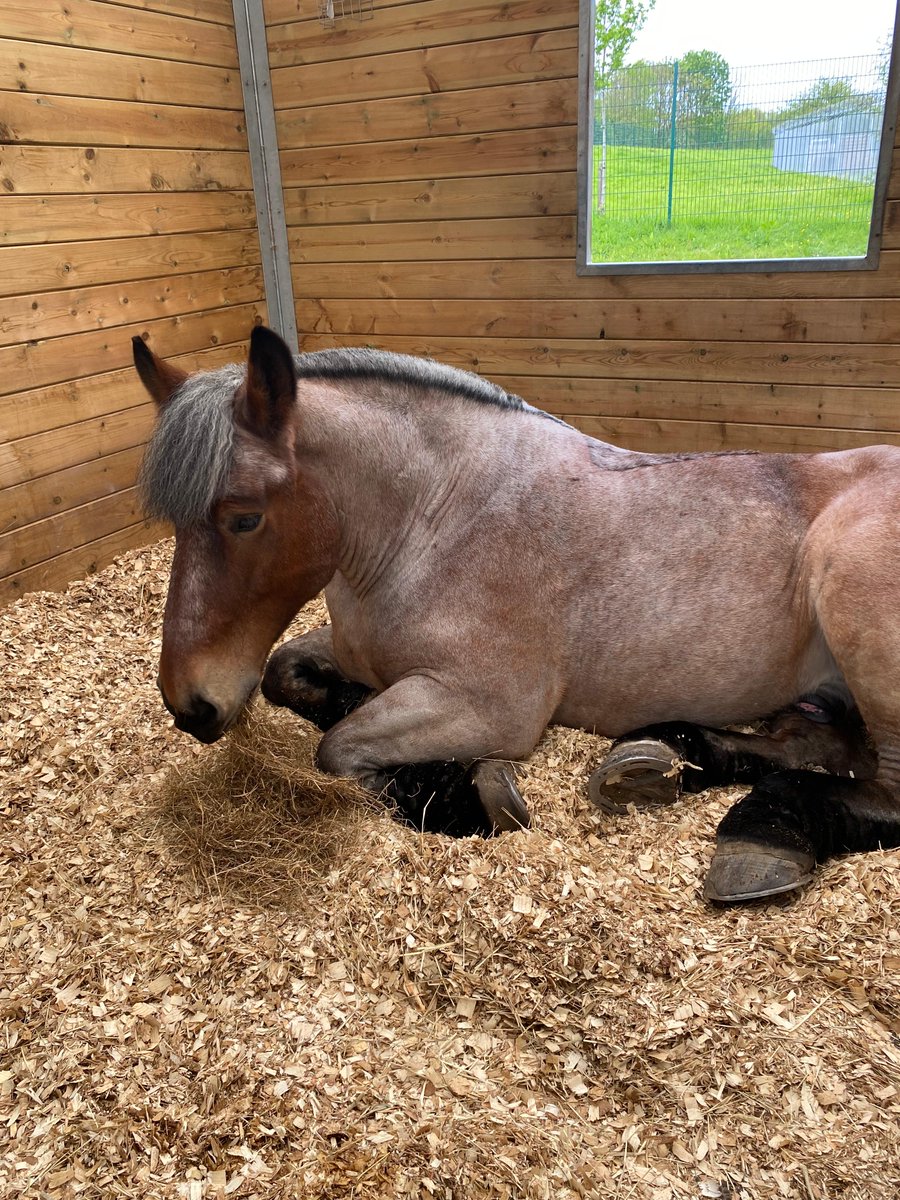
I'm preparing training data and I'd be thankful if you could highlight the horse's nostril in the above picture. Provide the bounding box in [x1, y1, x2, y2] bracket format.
[170, 694, 222, 743]
[188, 694, 220, 733]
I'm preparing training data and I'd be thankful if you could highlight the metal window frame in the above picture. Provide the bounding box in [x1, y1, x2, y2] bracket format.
[232, 0, 299, 350]
[576, 0, 900, 276]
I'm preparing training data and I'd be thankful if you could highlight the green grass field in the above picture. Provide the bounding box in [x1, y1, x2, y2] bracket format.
[590, 146, 875, 264]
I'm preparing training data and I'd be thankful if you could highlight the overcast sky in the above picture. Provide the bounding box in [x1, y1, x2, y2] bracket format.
[627, 0, 896, 68]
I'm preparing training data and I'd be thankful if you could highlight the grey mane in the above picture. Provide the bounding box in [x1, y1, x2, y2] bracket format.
[139, 347, 567, 525]
[139, 363, 243, 526]
[293, 347, 567, 425]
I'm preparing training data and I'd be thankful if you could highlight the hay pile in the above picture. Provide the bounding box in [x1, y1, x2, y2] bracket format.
[1, 541, 899, 1200]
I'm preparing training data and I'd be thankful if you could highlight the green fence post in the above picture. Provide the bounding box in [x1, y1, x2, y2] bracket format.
[667, 59, 679, 225]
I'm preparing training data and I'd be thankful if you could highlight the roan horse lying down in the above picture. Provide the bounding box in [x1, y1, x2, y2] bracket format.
[134, 326, 900, 904]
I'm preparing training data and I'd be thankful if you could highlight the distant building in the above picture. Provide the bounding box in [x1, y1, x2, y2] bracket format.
[772, 107, 882, 181]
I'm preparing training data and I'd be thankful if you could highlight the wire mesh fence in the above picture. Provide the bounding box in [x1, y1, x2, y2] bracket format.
[590, 54, 889, 262]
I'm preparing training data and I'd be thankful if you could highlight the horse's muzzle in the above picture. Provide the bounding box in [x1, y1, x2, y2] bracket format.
[158, 677, 226, 744]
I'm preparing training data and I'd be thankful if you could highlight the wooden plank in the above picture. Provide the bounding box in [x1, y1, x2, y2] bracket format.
[271, 28, 576, 106]
[297, 332, 900, 389]
[877, 199, 900, 248]
[298, 296, 900, 346]
[282, 184, 900, 237]
[276, 77, 575, 150]
[263, 0, 302, 23]
[0, 266, 263, 347]
[0, 343, 245, 443]
[1, 91, 247, 151]
[284, 172, 574, 227]
[1, 521, 165, 606]
[0, 145, 252, 194]
[284, 216, 900, 275]
[266, 0, 576, 67]
[1, 229, 261, 298]
[568, 414, 900, 456]
[292, 252, 900, 301]
[290, 214, 573, 261]
[281, 125, 576, 187]
[490, 375, 900, 435]
[0, 39, 243, 107]
[265, 0, 394, 22]
[880, 198, 900, 236]
[0, 404, 156, 492]
[110, 0, 234, 25]
[0, 301, 266, 397]
[265, 0, 425, 23]
[1, 193, 256, 246]
[0, 0, 239, 68]
[887, 147, 900, 198]
[1, 446, 144, 535]
[1, 487, 146, 576]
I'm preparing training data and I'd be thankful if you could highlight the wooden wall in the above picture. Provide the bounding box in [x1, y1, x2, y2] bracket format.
[0, 0, 266, 604]
[265, 0, 900, 457]
[5, 0, 900, 604]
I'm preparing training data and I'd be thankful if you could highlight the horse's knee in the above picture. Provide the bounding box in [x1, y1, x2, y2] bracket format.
[315, 724, 382, 789]
[262, 635, 372, 732]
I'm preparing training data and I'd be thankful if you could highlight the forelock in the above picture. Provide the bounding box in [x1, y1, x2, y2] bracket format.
[139, 363, 245, 526]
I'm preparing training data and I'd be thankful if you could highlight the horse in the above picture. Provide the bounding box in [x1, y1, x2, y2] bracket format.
[133, 325, 900, 904]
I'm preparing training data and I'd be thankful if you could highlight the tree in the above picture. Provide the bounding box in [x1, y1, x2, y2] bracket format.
[780, 76, 880, 122]
[725, 106, 776, 151]
[594, 0, 656, 212]
[678, 50, 733, 148]
[610, 58, 674, 147]
[876, 31, 893, 91]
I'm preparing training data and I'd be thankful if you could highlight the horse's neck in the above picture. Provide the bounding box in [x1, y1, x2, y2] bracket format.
[298, 387, 517, 594]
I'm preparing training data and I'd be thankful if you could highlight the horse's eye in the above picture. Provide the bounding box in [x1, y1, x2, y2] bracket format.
[231, 513, 262, 534]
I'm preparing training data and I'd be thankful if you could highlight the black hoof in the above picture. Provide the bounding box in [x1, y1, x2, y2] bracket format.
[589, 738, 683, 814]
[473, 761, 530, 831]
[704, 838, 815, 903]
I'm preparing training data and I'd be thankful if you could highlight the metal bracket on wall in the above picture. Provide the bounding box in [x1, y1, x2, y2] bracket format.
[231, 0, 299, 353]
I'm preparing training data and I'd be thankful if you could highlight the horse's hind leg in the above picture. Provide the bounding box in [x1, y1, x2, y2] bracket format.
[589, 703, 872, 814]
[707, 514, 900, 902]
[705, 767, 900, 902]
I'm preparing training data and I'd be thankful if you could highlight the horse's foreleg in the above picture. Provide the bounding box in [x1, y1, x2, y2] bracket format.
[315, 675, 539, 835]
[706, 767, 900, 903]
[262, 625, 373, 731]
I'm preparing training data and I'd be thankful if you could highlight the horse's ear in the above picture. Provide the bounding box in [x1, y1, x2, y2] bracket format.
[132, 336, 189, 409]
[241, 325, 297, 437]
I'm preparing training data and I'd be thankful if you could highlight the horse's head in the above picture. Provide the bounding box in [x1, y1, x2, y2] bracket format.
[134, 326, 338, 743]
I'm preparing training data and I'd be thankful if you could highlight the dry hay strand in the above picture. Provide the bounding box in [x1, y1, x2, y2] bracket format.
[155, 705, 374, 908]
[2, 538, 900, 1200]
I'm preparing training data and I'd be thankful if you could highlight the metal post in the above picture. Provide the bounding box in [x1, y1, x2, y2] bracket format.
[232, 0, 298, 353]
[667, 59, 679, 226]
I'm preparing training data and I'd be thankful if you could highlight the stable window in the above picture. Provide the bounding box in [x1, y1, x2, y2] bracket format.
[577, 0, 900, 273]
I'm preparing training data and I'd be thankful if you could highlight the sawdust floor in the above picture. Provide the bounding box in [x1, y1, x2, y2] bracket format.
[1, 541, 899, 1200]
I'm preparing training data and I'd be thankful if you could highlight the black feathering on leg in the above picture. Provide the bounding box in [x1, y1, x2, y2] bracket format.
[611, 722, 787, 793]
[717, 770, 900, 863]
[261, 655, 373, 731]
[381, 760, 495, 837]
[285, 678, 373, 731]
